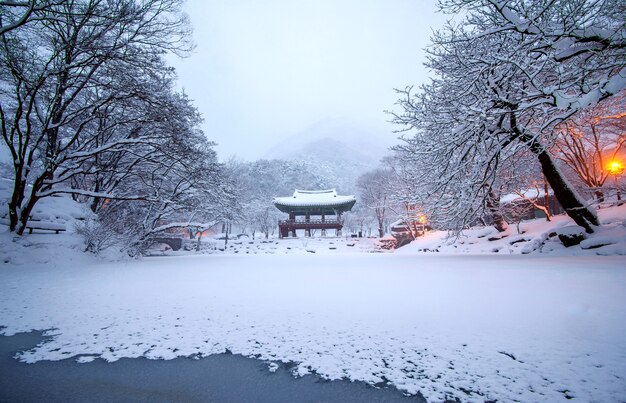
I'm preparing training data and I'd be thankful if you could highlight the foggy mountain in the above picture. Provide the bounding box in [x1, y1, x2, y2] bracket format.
[265, 119, 395, 194]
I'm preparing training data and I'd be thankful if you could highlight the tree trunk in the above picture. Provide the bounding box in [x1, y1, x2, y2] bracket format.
[514, 117, 599, 233]
[8, 175, 25, 232]
[535, 149, 598, 232]
[196, 233, 202, 251]
[543, 177, 552, 221]
[594, 190, 605, 204]
[90, 180, 102, 212]
[376, 207, 385, 238]
[16, 193, 38, 235]
[15, 172, 51, 235]
[485, 186, 508, 232]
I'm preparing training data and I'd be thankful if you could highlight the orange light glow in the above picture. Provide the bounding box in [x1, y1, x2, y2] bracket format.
[608, 160, 625, 175]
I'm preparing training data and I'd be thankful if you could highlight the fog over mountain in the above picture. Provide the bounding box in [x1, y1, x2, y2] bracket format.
[265, 118, 396, 194]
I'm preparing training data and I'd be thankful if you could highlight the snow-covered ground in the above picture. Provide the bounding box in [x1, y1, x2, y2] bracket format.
[401, 203, 626, 256]
[160, 235, 387, 256]
[1, 253, 625, 402]
[2, 179, 626, 401]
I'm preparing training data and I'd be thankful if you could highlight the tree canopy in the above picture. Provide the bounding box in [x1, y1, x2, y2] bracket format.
[392, 0, 625, 232]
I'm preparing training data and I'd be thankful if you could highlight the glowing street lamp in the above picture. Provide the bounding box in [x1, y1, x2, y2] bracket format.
[608, 160, 625, 201]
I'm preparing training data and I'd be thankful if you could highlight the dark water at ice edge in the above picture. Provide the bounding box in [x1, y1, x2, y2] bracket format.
[0, 331, 429, 403]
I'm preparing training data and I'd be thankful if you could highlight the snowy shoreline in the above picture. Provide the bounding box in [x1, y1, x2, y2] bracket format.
[0, 330, 422, 403]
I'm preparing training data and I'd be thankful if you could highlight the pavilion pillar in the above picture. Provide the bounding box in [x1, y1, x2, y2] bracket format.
[336, 212, 342, 236]
[288, 212, 296, 237]
[305, 213, 311, 237]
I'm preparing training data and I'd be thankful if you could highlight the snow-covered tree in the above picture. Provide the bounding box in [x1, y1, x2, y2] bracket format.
[498, 152, 553, 222]
[357, 168, 395, 237]
[0, 1, 63, 36]
[381, 155, 431, 236]
[98, 148, 237, 255]
[552, 91, 626, 202]
[0, 0, 193, 234]
[342, 203, 375, 237]
[228, 159, 327, 239]
[392, 0, 625, 233]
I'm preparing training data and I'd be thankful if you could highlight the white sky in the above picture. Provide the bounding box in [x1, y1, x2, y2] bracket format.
[168, 0, 449, 160]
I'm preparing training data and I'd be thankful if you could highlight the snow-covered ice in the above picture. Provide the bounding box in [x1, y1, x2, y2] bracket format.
[1, 253, 625, 402]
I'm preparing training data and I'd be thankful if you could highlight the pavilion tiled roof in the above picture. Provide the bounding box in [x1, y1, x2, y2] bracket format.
[273, 189, 356, 212]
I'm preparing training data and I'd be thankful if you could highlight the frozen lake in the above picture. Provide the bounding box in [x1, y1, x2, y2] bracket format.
[1, 253, 625, 401]
[0, 331, 422, 402]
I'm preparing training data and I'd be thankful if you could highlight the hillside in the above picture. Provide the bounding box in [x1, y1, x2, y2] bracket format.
[264, 118, 394, 193]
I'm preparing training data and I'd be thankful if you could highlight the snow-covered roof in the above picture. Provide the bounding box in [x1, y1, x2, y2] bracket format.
[500, 188, 553, 204]
[273, 189, 356, 213]
[274, 189, 355, 207]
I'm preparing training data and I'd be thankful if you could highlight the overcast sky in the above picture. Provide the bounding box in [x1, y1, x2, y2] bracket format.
[168, 0, 449, 161]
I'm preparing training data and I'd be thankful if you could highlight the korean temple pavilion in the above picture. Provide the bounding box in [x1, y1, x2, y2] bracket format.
[273, 189, 356, 238]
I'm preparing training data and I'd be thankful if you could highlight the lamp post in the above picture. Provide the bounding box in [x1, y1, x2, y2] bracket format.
[608, 160, 625, 201]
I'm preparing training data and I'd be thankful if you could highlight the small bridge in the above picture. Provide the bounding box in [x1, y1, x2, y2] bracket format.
[150, 237, 183, 251]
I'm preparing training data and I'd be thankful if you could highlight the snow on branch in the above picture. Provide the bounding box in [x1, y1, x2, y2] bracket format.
[148, 221, 221, 235]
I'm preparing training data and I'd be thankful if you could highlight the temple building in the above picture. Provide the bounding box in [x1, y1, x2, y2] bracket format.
[273, 189, 356, 238]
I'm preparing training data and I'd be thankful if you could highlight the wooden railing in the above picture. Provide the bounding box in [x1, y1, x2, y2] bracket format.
[279, 219, 342, 226]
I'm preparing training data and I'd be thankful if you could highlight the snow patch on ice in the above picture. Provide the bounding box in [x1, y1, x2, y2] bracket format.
[76, 355, 98, 363]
